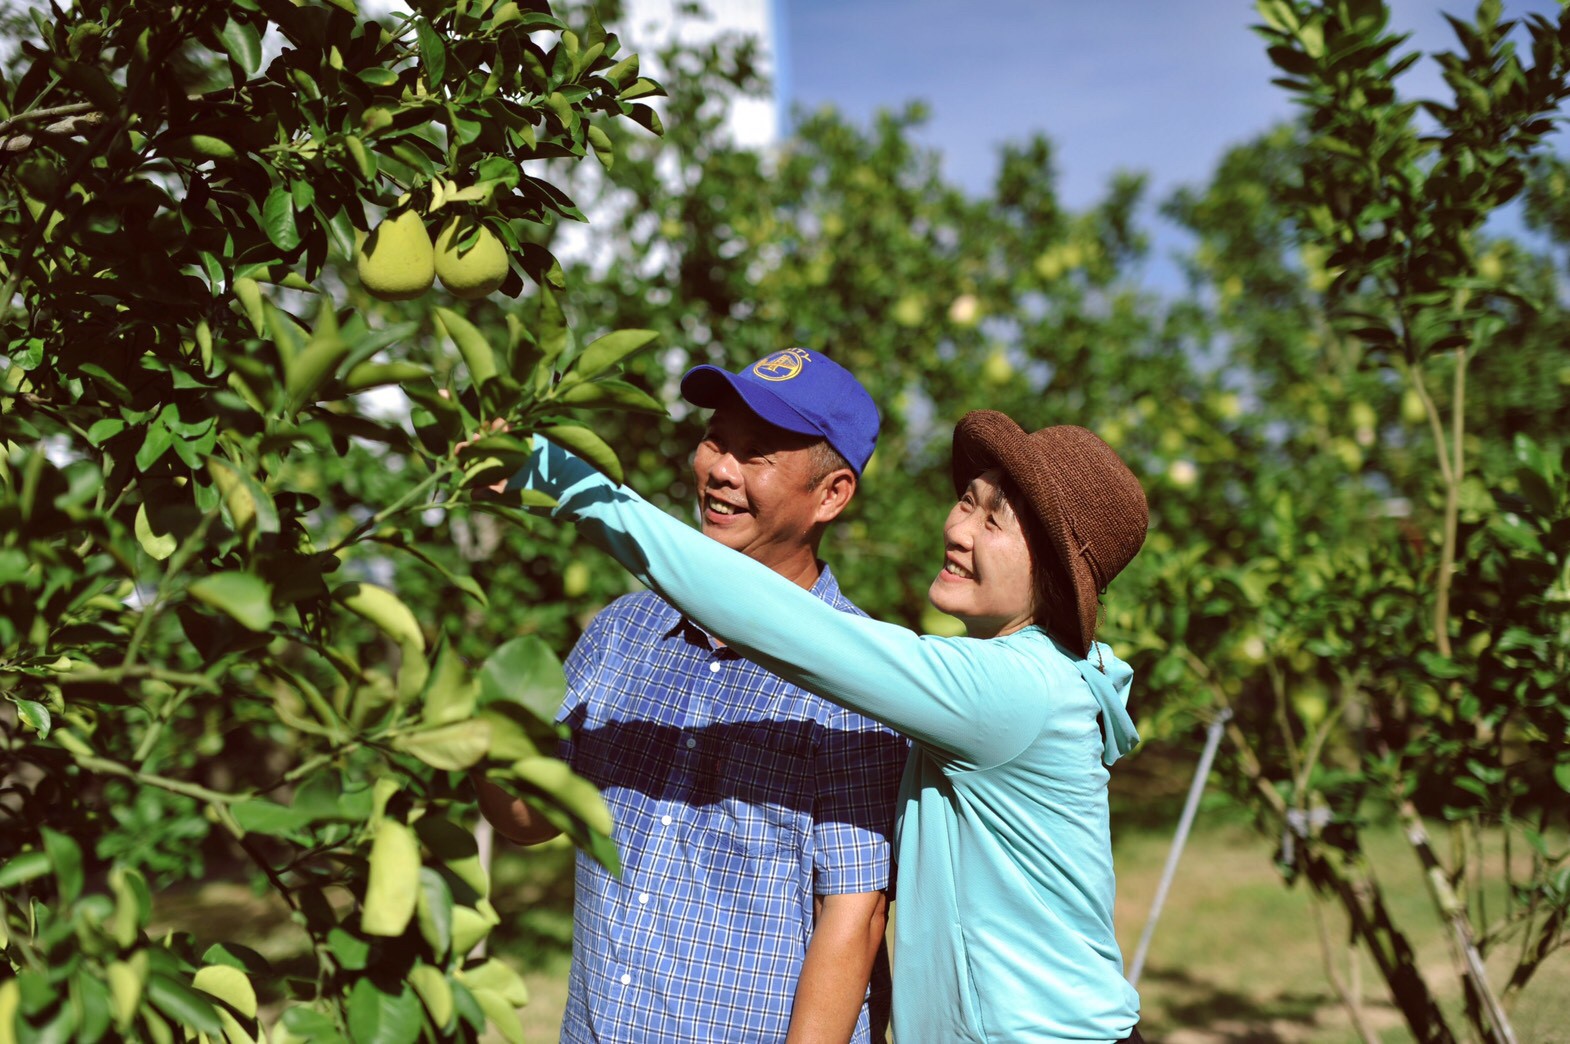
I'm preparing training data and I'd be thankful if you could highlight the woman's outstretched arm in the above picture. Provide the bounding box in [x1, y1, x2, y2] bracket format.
[513, 438, 1046, 767]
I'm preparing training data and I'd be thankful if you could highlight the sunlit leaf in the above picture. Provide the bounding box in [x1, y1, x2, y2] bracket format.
[188, 571, 275, 632]
[479, 635, 565, 722]
[361, 820, 421, 937]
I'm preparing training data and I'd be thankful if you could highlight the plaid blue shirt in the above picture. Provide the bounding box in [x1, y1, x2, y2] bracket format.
[556, 565, 907, 1043]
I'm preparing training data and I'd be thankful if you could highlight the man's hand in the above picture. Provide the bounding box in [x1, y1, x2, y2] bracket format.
[451, 408, 513, 495]
[471, 773, 562, 846]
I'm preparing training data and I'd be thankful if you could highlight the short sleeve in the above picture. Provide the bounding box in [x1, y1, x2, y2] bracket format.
[557, 610, 610, 764]
[810, 707, 908, 896]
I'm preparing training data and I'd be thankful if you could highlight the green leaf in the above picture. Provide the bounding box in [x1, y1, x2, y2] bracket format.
[71, 969, 114, 1043]
[233, 277, 265, 335]
[230, 798, 314, 836]
[263, 186, 301, 251]
[477, 705, 541, 763]
[407, 963, 454, 1031]
[42, 827, 84, 905]
[566, 329, 659, 383]
[537, 424, 622, 484]
[587, 123, 613, 171]
[188, 572, 275, 632]
[347, 976, 422, 1044]
[511, 756, 614, 835]
[479, 635, 566, 722]
[146, 972, 224, 1037]
[449, 902, 499, 958]
[1554, 760, 1570, 793]
[469, 986, 524, 1044]
[327, 927, 371, 971]
[15, 698, 51, 737]
[219, 18, 262, 75]
[414, 867, 454, 956]
[628, 102, 663, 136]
[192, 964, 257, 1019]
[0, 850, 50, 888]
[1417, 650, 1468, 680]
[456, 958, 529, 1007]
[416, 18, 446, 89]
[281, 1006, 343, 1040]
[557, 377, 667, 415]
[422, 639, 479, 725]
[433, 306, 498, 387]
[361, 820, 421, 937]
[135, 420, 173, 472]
[413, 816, 488, 900]
[86, 417, 126, 446]
[343, 361, 429, 392]
[286, 299, 352, 411]
[110, 866, 150, 948]
[394, 719, 491, 771]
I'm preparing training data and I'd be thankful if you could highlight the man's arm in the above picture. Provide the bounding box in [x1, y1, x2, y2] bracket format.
[786, 890, 888, 1044]
[471, 775, 562, 845]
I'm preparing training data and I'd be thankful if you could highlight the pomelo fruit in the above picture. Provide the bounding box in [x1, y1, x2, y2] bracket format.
[435, 216, 508, 300]
[357, 211, 435, 301]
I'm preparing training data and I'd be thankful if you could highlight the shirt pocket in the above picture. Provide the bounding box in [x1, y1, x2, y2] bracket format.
[700, 721, 816, 857]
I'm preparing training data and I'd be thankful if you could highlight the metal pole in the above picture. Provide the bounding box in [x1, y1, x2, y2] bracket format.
[1128, 708, 1232, 987]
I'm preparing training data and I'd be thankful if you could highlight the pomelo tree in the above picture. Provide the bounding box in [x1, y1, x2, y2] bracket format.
[1132, 2, 1570, 1039]
[0, 0, 666, 1039]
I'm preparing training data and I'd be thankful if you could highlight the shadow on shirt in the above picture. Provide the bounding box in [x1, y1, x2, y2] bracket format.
[564, 712, 907, 855]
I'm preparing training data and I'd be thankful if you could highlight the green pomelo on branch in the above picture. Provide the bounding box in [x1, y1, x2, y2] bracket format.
[435, 216, 509, 300]
[357, 210, 436, 301]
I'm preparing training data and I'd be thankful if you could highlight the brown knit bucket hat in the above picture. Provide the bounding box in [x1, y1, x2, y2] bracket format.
[951, 410, 1149, 657]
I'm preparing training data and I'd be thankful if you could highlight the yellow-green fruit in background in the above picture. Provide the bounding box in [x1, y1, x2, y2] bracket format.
[982, 349, 1014, 385]
[357, 211, 435, 301]
[563, 561, 591, 598]
[1401, 386, 1428, 426]
[435, 217, 509, 300]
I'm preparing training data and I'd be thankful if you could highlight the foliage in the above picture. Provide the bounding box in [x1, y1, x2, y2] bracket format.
[0, 0, 668, 1040]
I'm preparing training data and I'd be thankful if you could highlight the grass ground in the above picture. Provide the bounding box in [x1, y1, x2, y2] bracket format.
[156, 776, 1570, 1042]
[492, 804, 1569, 1042]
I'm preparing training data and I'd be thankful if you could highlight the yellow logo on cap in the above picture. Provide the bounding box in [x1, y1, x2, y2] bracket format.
[752, 349, 810, 382]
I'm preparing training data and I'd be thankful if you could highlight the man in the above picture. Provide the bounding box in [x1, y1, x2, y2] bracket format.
[476, 348, 907, 1043]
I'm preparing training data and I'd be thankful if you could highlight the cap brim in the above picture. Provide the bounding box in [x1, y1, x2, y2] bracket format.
[680, 365, 827, 439]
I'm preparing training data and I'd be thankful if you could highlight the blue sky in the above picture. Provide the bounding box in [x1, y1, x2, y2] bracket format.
[781, 0, 1565, 214]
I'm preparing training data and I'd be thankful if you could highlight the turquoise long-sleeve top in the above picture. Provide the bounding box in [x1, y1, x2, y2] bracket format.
[519, 439, 1142, 1043]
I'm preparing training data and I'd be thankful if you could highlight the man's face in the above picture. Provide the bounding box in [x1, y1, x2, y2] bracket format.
[692, 400, 830, 574]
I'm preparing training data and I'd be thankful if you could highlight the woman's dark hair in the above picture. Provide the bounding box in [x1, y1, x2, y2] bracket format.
[993, 474, 1077, 643]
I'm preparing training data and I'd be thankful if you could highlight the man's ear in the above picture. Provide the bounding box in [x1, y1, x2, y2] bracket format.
[814, 469, 858, 524]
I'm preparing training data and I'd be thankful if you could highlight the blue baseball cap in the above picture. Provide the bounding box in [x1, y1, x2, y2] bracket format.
[680, 348, 880, 474]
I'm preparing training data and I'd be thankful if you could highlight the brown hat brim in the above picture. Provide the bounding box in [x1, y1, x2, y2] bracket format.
[951, 410, 1147, 657]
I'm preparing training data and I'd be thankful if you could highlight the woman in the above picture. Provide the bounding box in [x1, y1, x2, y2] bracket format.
[519, 410, 1149, 1044]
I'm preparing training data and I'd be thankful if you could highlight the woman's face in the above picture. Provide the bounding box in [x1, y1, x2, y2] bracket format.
[927, 469, 1037, 639]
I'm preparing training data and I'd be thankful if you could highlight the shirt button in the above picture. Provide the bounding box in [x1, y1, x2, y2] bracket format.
[638, 893, 649, 905]
[685, 737, 697, 749]
[661, 814, 672, 826]
[620, 973, 631, 985]
[708, 661, 721, 673]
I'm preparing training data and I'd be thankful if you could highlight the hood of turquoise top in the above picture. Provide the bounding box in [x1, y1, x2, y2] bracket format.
[1073, 645, 1139, 765]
